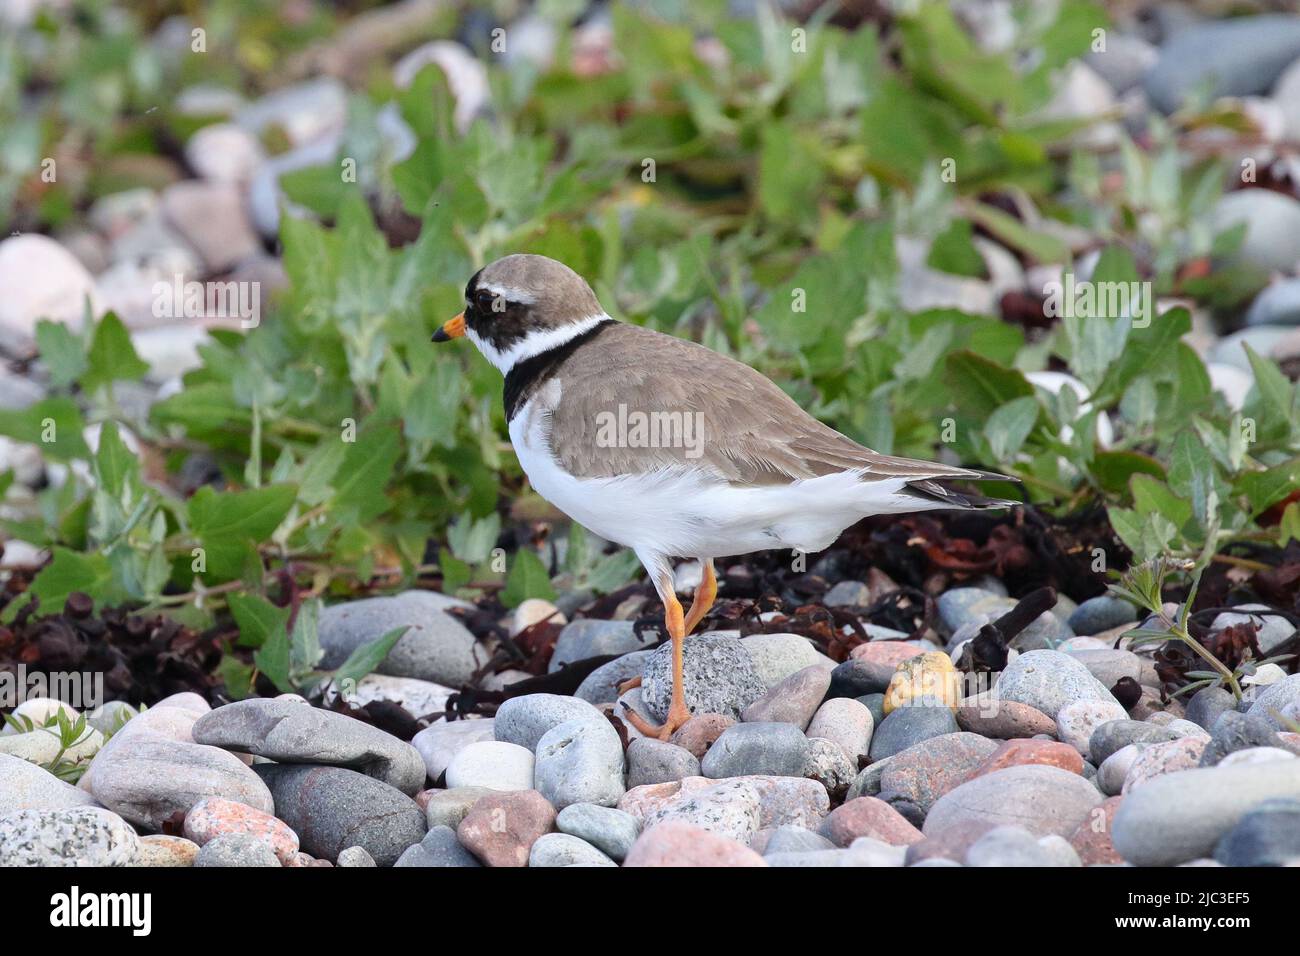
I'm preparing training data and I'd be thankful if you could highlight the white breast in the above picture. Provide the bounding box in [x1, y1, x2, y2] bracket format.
[509, 386, 946, 564]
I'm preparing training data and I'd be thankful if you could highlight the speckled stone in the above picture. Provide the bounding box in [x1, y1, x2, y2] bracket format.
[394, 825, 481, 867]
[618, 775, 829, 835]
[1056, 700, 1129, 756]
[806, 697, 874, 762]
[1124, 738, 1209, 792]
[183, 796, 299, 864]
[877, 733, 1000, 813]
[0, 753, 99, 816]
[627, 738, 701, 787]
[0, 806, 138, 867]
[700, 721, 810, 778]
[624, 820, 767, 867]
[129, 834, 199, 867]
[528, 832, 617, 867]
[994, 649, 1119, 719]
[1089, 719, 1181, 765]
[923, 765, 1105, 838]
[741, 633, 833, 688]
[803, 737, 855, 799]
[193, 832, 281, 867]
[336, 845, 376, 867]
[643, 633, 766, 720]
[424, 786, 495, 830]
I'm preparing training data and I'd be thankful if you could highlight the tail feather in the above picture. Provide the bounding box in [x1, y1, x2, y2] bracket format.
[901, 477, 1021, 511]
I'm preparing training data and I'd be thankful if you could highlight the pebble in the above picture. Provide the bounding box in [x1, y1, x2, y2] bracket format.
[1065, 648, 1150, 689]
[1067, 796, 1122, 865]
[1219, 747, 1297, 768]
[868, 701, 959, 762]
[0, 806, 138, 867]
[534, 717, 625, 809]
[965, 825, 1081, 867]
[424, 786, 494, 830]
[394, 825, 481, 867]
[1098, 744, 1144, 796]
[528, 832, 617, 867]
[548, 619, 646, 672]
[0, 235, 99, 344]
[803, 737, 855, 799]
[511, 598, 565, 637]
[574, 650, 654, 705]
[884, 652, 959, 713]
[193, 698, 426, 794]
[849, 641, 924, 668]
[1113, 761, 1300, 865]
[494, 694, 607, 751]
[828, 658, 894, 698]
[760, 825, 836, 855]
[741, 663, 833, 728]
[994, 649, 1119, 719]
[183, 796, 298, 864]
[0, 724, 103, 766]
[806, 697, 873, 763]
[1124, 738, 1208, 791]
[624, 821, 766, 867]
[700, 722, 810, 778]
[620, 775, 829, 836]
[967, 739, 1084, 781]
[1212, 190, 1300, 275]
[670, 713, 735, 759]
[80, 703, 273, 830]
[1066, 595, 1137, 636]
[1213, 798, 1300, 866]
[878, 733, 1000, 812]
[193, 832, 281, 867]
[444, 741, 535, 791]
[318, 590, 484, 687]
[336, 674, 454, 718]
[336, 845, 377, 867]
[84, 701, 138, 736]
[556, 803, 640, 861]
[627, 738, 701, 787]
[1057, 700, 1129, 756]
[1212, 606, 1298, 657]
[159, 181, 260, 273]
[1199, 711, 1286, 767]
[923, 765, 1105, 838]
[956, 695, 1055, 738]
[411, 719, 496, 780]
[457, 790, 556, 867]
[823, 580, 871, 607]
[1246, 674, 1300, 730]
[643, 633, 766, 721]
[130, 835, 200, 867]
[818, 796, 924, 847]
[1089, 719, 1181, 765]
[254, 764, 425, 867]
[184, 122, 264, 183]
[1, 697, 80, 731]
[0, 753, 99, 815]
[1145, 15, 1300, 113]
[740, 633, 832, 688]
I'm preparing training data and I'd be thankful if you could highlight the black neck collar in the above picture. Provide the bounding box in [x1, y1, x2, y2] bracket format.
[503, 319, 616, 422]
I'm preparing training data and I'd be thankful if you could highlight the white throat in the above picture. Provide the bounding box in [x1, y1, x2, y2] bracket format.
[467, 313, 611, 374]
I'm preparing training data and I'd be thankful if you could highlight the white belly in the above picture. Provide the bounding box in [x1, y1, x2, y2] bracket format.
[509, 391, 942, 562]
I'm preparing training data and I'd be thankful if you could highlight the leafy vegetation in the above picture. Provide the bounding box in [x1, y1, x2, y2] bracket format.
[2, 0, 1297, 642]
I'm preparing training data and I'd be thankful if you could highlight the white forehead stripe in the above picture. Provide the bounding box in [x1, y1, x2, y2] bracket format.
[467, 313, 610, 374]
[475, 282, 538, 306]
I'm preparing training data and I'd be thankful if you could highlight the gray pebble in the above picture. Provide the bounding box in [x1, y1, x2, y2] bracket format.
[995, 649, 1119, 718]
[0, 806, 138, 867]
[549, 619, 648, 673]
[626, 738, 701, 787]
[194, 832, 280, 867]
[1185, 686, 1238, 731]
[868, 701, 959, 762]
[336, 845, 376, 867]
[574, 651, 654, 705]
[1213, 798, 1300, 866]
[494, 693, 607, 751]
[556, 803, 639, 861]
[1066, 595, 1136, 636]
[1089, 719, 1180, 765]
[700, 722, 810, 778]
[534, 717, 626, 809]
[644, 633, 766, 721]
[394, 825, 481, 867]
[528, 832, 616, 867]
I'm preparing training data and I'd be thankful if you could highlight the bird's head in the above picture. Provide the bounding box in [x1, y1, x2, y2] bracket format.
[433, 254, 606, 373]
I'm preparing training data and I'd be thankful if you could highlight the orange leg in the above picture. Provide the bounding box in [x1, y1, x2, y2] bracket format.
[682, 559, 717, 635]
[621, 585, 691, 741]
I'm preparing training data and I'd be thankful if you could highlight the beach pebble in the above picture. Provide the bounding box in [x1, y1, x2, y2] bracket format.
[1246, 675, 1300, 730]
[760, 825, 836, 855]
[700, 722, 810, 778]
[556, 803, 639, 861]
[806, 697, 873, 763]
[534, 717, 626, 808]
[445, 741, 535, 791]
[1097, 744, 1144, 796]
[868, 702, 959, 761]
[878, 733, 1000, 812]
[0, 753, 99, 816]
[956, 695, 1055, 738]
[740, 663, 833, 728]
[624, 821, 766, 867]
[193, 832, 281, 867]
[883, 652, 959, 713]
[1124, 738, 1208, 791]
[627, 738, 701, 787]
[1089, 719, 1181, 765]
[967, 739, 1084, 780]
[394, 825, 481, 867]
[574, 651, 653, 705]
[336, 845, 377, 867]
[424, 786, 495, 830]
[254, 764, 425, 867]
[411, 719, 496, 780]
[1066, 595, 1137, 636]
[528, 832, 617, 867]
[644, 633, 766, 721]
[0, 806, 137, 867]
[670, 713, 735, 759]
[549, 619, 646, 672]
[494, 694, 606, 751]
[183, 796, 298, 864]
[818, 796, 924, 847]
[994, 649, 1119, 718]
[1057, 700, 1129, 756]
[1199, 711, 1286, 767]
[923, 765, 1104, 838]
[1213, 797, 1300, 866]
[457, 790, 556, 867]
[965, 825, 1081, 867]
[740, 633, 832, 688]
[1068, 796, 1122, 865]
[130, 835, 200, 867]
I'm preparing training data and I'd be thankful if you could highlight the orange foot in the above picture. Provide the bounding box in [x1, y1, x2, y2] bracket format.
[617, 675, 642, 695]
[620, 699, 692, 741]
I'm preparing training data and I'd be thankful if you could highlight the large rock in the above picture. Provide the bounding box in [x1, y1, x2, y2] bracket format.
[700, 722, 810, 779]
[740, 633, 833, 688]
[923, 765, 1105, 838]
[574, 650, 653, 705]
[0, 806, 138, 867]
[994, 649, 1119, 719]
[193, 699, 426, 794]
[0, 753, 100, 815]
[1144, 15, 1300, 112]
[318, 590, 485, 687]
[643, 633, 766, 721]
[1112, 761, 1300, 866]
[534, 717, 626, 808]
[494, 694, 607, 751]
[255, 764, 425, 866]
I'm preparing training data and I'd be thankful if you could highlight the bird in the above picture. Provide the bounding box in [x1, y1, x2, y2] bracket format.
[434, 253, 1019, 740]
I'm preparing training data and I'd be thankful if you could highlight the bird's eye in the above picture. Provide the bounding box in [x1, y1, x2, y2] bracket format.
[475, 289, 499, 313]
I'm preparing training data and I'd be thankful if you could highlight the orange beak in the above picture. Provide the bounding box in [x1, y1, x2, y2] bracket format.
[432, 312, 466, 342]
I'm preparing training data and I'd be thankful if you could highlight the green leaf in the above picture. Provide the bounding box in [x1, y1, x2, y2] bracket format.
[926, 219, 986, 278]
[228, 592, 290, 649]
[983, 396, 1039, 461]
[1243, 343, 1295, 440]
[944, 350, 1034, 418]
[331, 626, 409, 689]
[1234, 460, 1300, 516]
[216, 654, 256, 701]
[1090, 450, 1166, 496]
[1094, 306, 1192, 406]
[500, 548, 556, 609]
[0, 398, 90, 461]
[35, 320, 88, 389]
[94, 421, 137, 498]
[1108, 507, 1177, 563]
[1131, 473, 1193, 529]
[187, 484, 297, 582]
[332, 426, 401, 521]
[82, 313, 148, 393]
[254, 628, 292, 694]
[14, 548, 115, 617]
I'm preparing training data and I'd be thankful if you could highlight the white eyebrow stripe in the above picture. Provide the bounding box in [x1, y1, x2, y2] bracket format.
[467, 313, 611, 374]
[476, 282, 537, 305]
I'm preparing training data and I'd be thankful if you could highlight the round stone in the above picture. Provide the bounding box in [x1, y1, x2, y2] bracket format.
[994, 649, 1119, 718]
[700, 722, 810, 778]
[644, 633, 766, 721]
[445, 741, 535, 791]
[806, 697, 873, 762]
[528, 832, 617, 867]
[411, 719, 496, 780]
[556, 803, 640, 861]
[818, 796, 924, 847]
[183, 796, 299, 864]
[1089, 719, 1181, 765]
[624, 821, 766, 867]
[1124, 738, 1208, 791]
[457, 790, 556, 867]
[956, 695, 1055, 738]
[868, 702, 959, 762]
[627, 738, 701, 788]
[883, 652, 959, 713]
[923, 765, 1105, 838]
[740, 663, 833, 728]
[534, 717, 626, 809]
[1066, 595, 1137, 635]
[1213, 797, 1300, 866]
[0, 807, 138, 867]
[549, 619, 647, 672]
[194, 832, 281, 867]
[740, 633, 832, 688]
[1056, 700, 1129, 755]
[494, 694, 607, 751]
[394, 825, 481, 867]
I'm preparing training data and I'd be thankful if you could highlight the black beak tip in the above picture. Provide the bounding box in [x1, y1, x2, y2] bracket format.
[431, 328, 450, 343]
